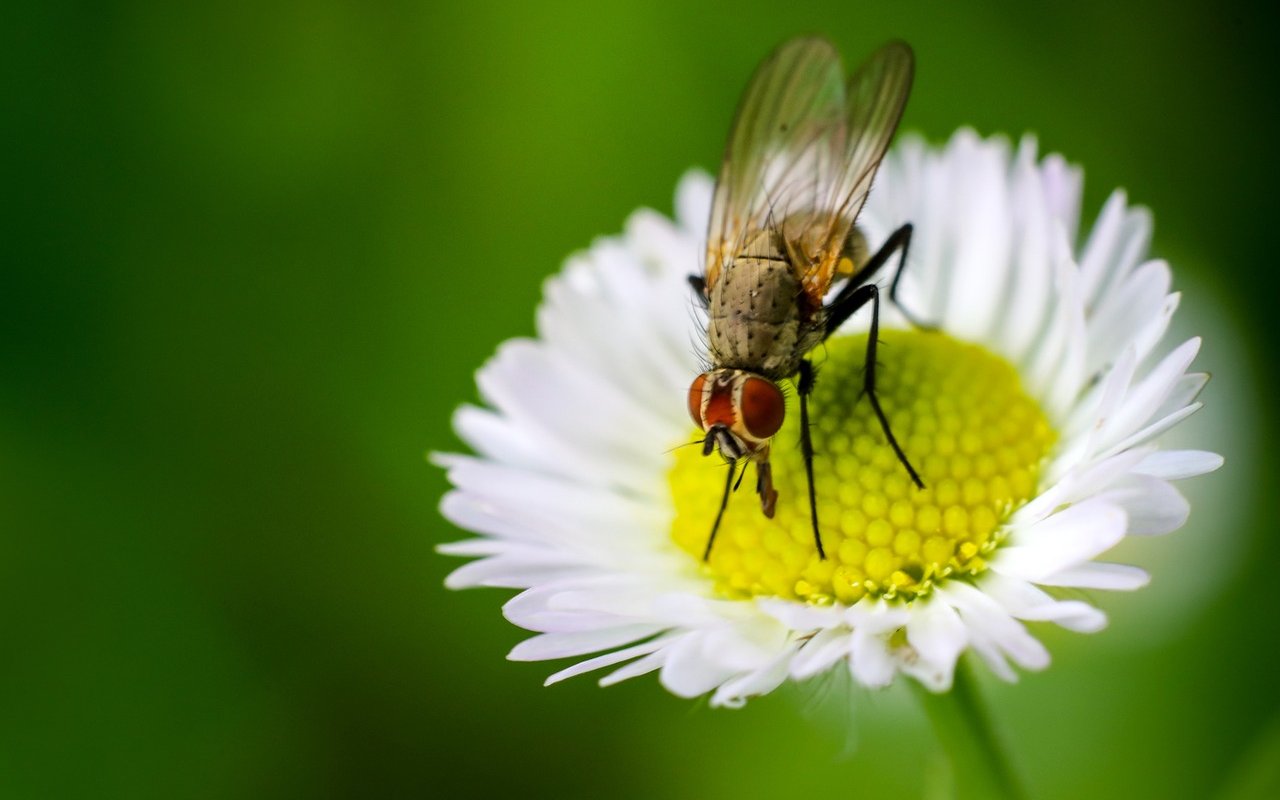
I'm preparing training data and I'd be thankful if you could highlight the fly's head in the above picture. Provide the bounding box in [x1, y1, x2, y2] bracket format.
[687, 369, 785, 462]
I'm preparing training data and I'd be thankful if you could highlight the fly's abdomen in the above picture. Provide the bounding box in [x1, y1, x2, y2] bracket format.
[707, 258, 805, 378]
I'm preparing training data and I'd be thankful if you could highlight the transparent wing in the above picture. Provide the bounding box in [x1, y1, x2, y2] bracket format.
[703, 37, 845, 291]
[704, 40, 914, 301]
[797, 40, 914, 303]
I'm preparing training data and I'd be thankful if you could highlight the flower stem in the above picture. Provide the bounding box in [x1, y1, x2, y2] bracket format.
[910, 658, 1027, 800]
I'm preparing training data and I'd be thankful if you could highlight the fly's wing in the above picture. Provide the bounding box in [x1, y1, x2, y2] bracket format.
[794, 41, 914, 306]
[703, 38, 845, 293]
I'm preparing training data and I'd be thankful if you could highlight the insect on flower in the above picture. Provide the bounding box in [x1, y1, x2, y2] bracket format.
[688, 37, 928, 561]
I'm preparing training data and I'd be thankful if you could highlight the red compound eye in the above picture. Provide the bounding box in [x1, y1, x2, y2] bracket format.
[739, 377, 785, 439]
[687, 374, 708, 427]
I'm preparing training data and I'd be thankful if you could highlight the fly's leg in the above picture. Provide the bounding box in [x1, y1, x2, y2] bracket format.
[822, 283, 925, 489]
[703, 459, 739, 561]
[703, 455, 772, 560]
[825, 223, 934, 337]
[881, 224, 935, 330]
[797, 359, 826, 559]
[756, 451, 778, 519]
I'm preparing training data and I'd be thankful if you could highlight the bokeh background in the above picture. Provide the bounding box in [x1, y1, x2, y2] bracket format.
[5, 1, 1280, 797]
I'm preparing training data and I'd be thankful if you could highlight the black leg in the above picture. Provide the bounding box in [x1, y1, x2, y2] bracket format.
[755, 458, 778, 518]
[687, 275, 709, 309]
[881, 224, 930, 328]
[823, 284, 926, 489]
[862, 284, 924, 488]
[797, 359, 826, 559]
[703, 459, 738, 561]
[825, 223, 932, 338]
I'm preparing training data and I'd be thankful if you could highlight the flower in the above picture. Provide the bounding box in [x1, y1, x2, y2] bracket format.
[436, 129, 1222, 708]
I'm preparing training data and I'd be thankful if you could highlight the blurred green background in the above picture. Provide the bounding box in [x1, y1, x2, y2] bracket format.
[4, 1, 1279, 797]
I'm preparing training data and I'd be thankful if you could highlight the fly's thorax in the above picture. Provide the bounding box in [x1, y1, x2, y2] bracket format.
[687, 369, 786, 459]
[706, 251, 821, 379]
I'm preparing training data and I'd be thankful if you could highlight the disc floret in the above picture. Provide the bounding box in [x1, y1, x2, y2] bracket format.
[670, 330, 1056, 604]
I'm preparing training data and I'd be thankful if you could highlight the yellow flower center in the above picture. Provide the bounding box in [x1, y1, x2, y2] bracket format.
[669, 330, 1056, 604]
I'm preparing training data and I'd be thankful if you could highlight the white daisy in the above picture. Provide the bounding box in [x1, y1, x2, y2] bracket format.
[436, 129, 1222, 708]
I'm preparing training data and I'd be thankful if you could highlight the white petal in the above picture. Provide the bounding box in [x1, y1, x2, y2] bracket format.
[650, 594, 751, 627]
[1153, 372, 1209, 419]
[438, 490, 653, 570]
[711, 647, 797, 708]
[1054, 345, 1137, 473]
[1099, 402, 1204, 461]
[508, 624, 664, 661]
[1039, 150, 1083, 241]
[981, 573, 1107, 633]
[791, 628, 854, 680]
[847, 599, 911, 632]
[943, 138, 1014, 340]
[1079, 191, 1152, 308]
[757, 598, 845, 631]
[544, 637, 672, 685]
[599, 649, 667, 686]
[938, 583, 1050, 672]
[626, 208, 694, 274]
[675, 170, 714, 236]
[1025, 230, 1087, 418]
[1001, 206, 1054, 362]
[968, 637, 1018, 682]
[1096, 338, 1201, 452]
[1019, 449, 1147, 525]
[1078, 190, 1128, 301]
[1097, 475, 1189, 536]
[504, 607, 629, 635]
[998, 501, 1127, 580]
[476, 339, 674, 475]
[904, 599, 967, 690]
[702, 620, 789, 670]
[437, 457, 665, 546]
[549, 584, 695, 620]
[437, 538, 506, 557]
[451, 405, 559, 476]
[1086, 259, 1172, 377]
[1134, 449, 1225, 480]
[443, 551, 589, 590]
[850, 627, 898, 688]
[1126, 291, 1180, 371]
[1035, 562, 1150, 591]
[504, 575, 668, 631]
[659, 633, 741, 698]
[1019, 600, 1107, 633]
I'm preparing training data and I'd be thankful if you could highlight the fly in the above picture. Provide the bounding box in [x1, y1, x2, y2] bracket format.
[687, 38, 927, 561]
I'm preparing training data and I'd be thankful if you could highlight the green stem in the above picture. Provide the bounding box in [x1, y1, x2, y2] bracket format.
[910, 657, 1028, 800]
